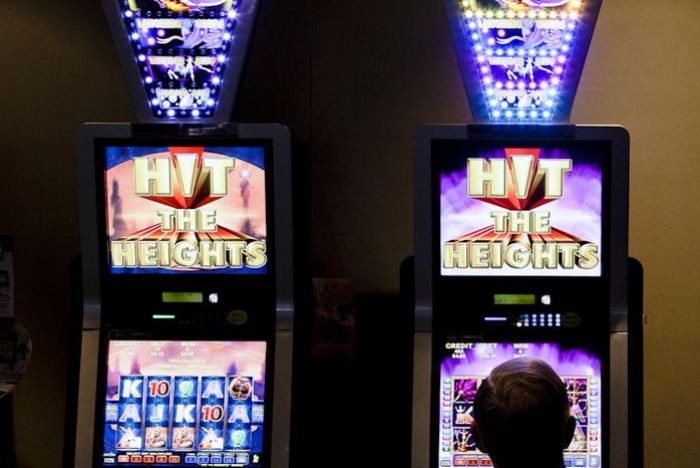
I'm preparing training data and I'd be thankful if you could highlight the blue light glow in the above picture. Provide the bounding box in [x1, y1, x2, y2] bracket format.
[446, 0, 601, 123]
[111, 0, 252, 122]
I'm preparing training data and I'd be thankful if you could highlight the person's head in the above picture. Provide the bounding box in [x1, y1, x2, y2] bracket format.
[471, 356, 576, 468]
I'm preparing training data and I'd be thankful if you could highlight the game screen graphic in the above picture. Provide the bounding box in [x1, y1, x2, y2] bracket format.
[438, 143, 605, 277]
[436, 342, 602, 468]
[100, 340, 268, 467]
[114, 0, 248, 120]
[103, 145, 267, 275]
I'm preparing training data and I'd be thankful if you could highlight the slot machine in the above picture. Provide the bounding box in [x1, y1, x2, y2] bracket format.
[410, 2, 643, 468]
[69, 2, 296, 468]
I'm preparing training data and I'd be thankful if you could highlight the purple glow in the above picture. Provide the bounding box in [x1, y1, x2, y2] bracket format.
[113, 0, 250, 121]
[439, 145, 604, 277]
[445, 0, 602, 122]
[439, 342, 600, 378]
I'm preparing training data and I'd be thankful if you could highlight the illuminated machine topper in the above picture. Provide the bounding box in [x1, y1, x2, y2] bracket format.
[437, 342, 602, 468]
[440, 145, 603, 277]
[443, 0, 602, 123]
[99, 340, 267, 467]
[104, 145, 267, 274]
[103, 0, 261, 123]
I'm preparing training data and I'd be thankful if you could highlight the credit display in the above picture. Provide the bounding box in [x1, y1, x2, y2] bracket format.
[436, 342, 602, 468]
[99, 340, 268, 467]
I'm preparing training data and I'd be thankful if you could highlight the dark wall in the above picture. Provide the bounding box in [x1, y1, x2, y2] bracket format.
[236, 0, 469, 293]
[1, 1, 700, 467]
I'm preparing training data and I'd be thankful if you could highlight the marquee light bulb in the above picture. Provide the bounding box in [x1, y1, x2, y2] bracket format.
[104, 0, 261, 123]
[445, 0, 602, 122]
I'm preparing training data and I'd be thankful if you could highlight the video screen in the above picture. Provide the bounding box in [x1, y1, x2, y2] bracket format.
[436, 342, 602, 468]
[103, 145, 268, 275]
[437, 142, 606, 277]
[99, 340, 268, 467]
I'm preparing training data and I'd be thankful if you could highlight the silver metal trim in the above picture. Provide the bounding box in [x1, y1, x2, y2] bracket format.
[237, 123, 295, 467]
[411, 331, 432, 468]
[271, 330, 293, 468]
[610, 332, 629, 468]
[238, 124, 295, 332]
[73, 330, 100, 468]
[77, 123, 132, 330]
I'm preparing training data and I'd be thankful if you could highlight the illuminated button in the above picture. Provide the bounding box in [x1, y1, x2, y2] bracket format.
[562, 312, 582, 328]
[228, 309, 248, 325]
